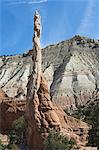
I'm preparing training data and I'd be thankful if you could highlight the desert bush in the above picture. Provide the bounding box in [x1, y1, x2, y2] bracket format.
[8, 116, 26, 145]
[44, 130, 77, 150]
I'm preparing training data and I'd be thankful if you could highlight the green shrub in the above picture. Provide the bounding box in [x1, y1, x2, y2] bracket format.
[0, 139, 5, 149]
[44, 130, 77, 150]
[8, 116, 26, 145]
[7, 143, 19, 150]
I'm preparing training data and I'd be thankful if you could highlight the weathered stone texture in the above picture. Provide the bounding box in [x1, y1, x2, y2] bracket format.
[25, 11, 89, 150]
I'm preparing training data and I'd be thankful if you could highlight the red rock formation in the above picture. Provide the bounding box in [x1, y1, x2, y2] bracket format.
[0, 88, 8, 100]
[25, 11, 89, 150]
[0, 89, 25, 133]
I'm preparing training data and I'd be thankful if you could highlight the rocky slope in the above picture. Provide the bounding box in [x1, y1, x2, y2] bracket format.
[26, 74, 89, 149]
[0, 35, 99, 109]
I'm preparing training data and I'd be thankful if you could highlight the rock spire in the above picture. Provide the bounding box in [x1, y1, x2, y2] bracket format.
[25, 11, 89, 150]
[27, 10, 42, 101]
[26, 10, 61, 150]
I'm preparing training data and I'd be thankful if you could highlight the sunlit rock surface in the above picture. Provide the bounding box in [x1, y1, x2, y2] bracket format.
[0, 35, 99, 109]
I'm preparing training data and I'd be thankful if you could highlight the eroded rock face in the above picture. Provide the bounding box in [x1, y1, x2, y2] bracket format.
[26, 74, 89, 149]
[55, 105, 89, 146]
[0, 88, 8, 99]
[25, 11, 89, 150]
[26, 75, 62, 150]
[0, 89, 25, 133]
[25, 10, 62, 149]
[0, 36, 99, 109]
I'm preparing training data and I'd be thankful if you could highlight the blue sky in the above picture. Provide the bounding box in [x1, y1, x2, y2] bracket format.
[0, 0, 99, 55]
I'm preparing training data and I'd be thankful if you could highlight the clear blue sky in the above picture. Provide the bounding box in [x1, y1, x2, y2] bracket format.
[0, 0, 99, 55]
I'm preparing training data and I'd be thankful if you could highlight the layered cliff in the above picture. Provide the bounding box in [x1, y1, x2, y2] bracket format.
[0, 36, 99, 109]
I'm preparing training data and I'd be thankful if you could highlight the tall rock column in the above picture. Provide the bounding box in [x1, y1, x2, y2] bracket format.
[27, 10, 41, 102]
[26, 10, 89, 150]
[32, 10, 42, 92]
[26, 11, 61, 150]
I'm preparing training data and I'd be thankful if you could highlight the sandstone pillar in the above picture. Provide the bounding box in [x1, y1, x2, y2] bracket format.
[26, 10, 61, 150]
[25, 10, 89, 150]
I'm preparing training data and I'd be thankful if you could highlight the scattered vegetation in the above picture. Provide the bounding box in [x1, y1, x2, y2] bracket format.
[0, 139, 5, 149]
[7, 143, 20, 150]
[72, 100, 99, 148]
[7, 116, 26, 149]
[44, 130, 77, 150]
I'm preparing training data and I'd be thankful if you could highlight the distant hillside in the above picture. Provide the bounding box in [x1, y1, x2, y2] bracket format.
[0, 35, 99, 109]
